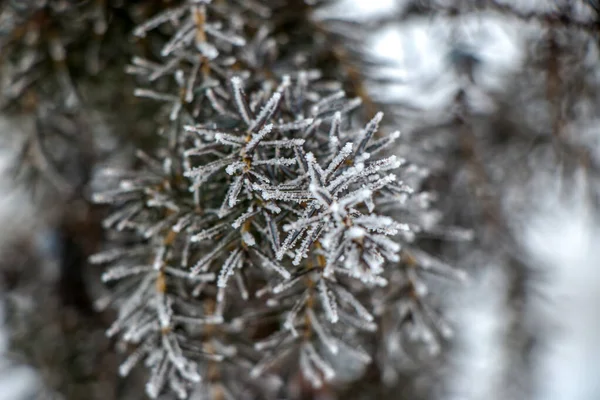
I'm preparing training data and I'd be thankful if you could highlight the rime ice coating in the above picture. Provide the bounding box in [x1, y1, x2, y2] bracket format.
[89, 0, 463, 398]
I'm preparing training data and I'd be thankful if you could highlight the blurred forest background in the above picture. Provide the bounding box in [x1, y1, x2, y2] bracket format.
[1, 0, 600, 399]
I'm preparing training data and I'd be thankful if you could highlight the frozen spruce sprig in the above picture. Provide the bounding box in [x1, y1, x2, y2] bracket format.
[91, 1, 464, 398]
[246, 97, 408, 385]
[92, 150, 222, 399]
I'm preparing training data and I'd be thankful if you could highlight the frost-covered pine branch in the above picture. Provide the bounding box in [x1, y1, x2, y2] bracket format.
[90, 1, 466, 398]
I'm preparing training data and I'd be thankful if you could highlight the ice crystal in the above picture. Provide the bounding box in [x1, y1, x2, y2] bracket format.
[90, 0, 464, 398]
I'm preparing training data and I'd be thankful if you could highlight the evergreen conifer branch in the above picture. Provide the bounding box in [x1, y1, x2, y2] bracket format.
[90, 0, 465, 398]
